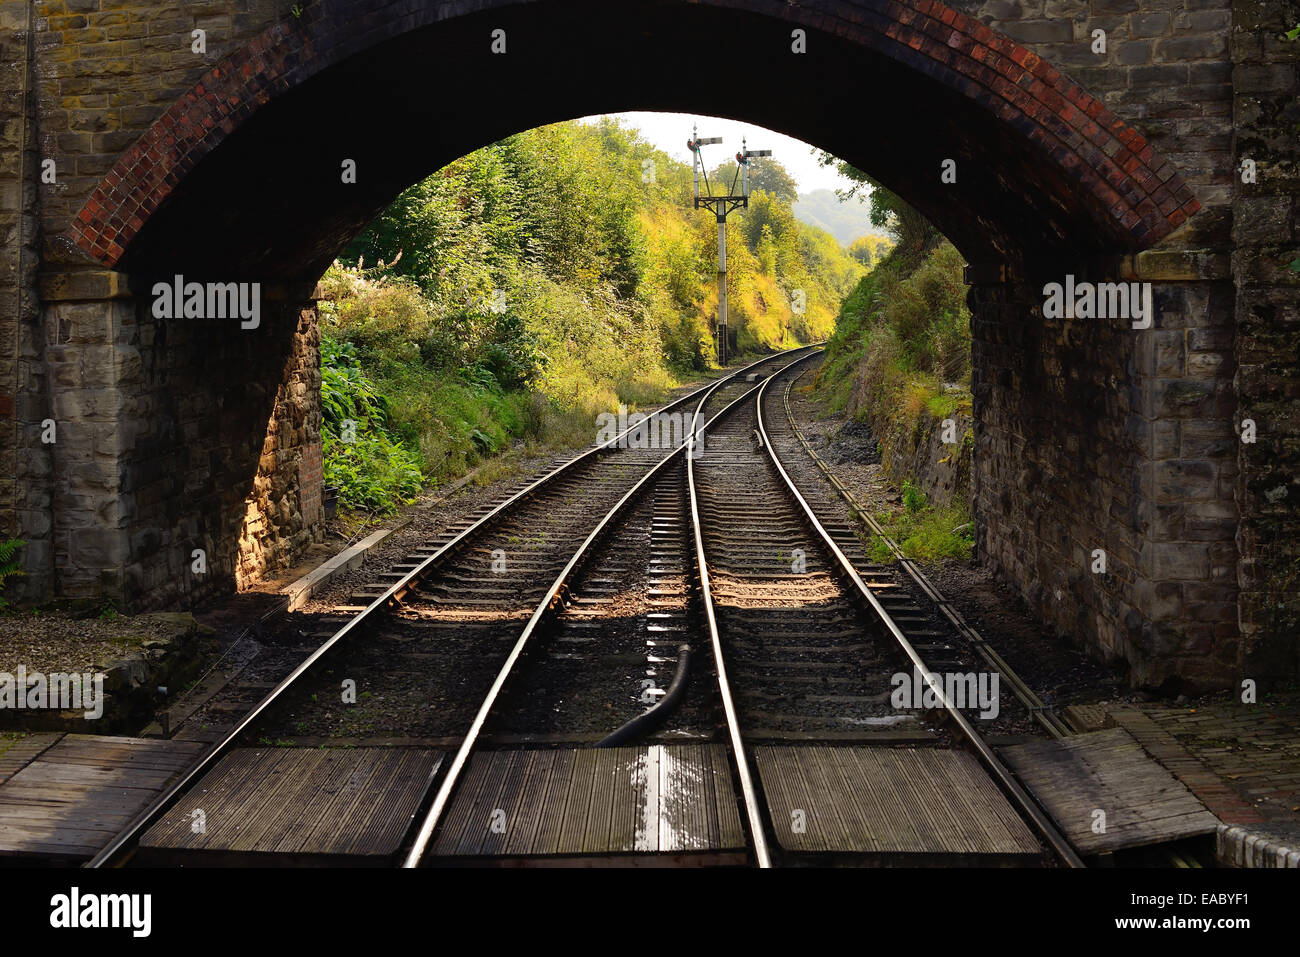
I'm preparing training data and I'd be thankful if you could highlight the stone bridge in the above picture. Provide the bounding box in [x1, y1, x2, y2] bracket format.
[0, 0, 1295, 691]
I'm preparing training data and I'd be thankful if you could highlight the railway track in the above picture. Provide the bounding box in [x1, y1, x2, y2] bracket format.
[689, 352, 1081, 866]
[413, 350, 1081, 866]
[87, 346, 814, 867]
[90, 346, 1084, 869]
[770, 361, 1073, 740]
[479, 461, 717, 742]
[399, 350, 812, 865]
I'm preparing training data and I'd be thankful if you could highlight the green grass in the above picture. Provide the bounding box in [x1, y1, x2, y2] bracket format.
[866, 492, 974, 563]
[925, 392, 959, 419]
[377, 363, 539, 484]
[815, 242, 973, 430]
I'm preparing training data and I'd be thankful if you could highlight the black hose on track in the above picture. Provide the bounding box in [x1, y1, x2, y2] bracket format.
[594, 644, 693, 748]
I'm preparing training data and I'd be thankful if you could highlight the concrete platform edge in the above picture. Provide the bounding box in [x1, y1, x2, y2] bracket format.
[282, 522, 408, 611]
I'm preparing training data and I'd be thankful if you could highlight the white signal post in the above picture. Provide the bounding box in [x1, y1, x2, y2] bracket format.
[689, 126, 771, 366]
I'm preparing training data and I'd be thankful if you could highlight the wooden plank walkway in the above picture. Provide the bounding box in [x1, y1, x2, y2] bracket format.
[755, 745, 1042, 862]
[431, 744, 746, 861]
[0, 732, 63, 785]
[999, 726, 1220, 855]
[0, 733, 206, 861]
[138, 747, 443, 865]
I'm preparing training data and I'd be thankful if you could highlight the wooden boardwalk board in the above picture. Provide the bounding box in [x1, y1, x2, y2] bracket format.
[138, 747, 443, 864]
[431, 744, 745, 860]
[755, 745, 1042, 861]
[0, 732, 63, 785]
[0, 734, 206, 861]
[998, 727, 1220, 855]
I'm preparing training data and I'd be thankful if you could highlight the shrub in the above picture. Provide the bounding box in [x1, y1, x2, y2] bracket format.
[323, 431, 424, 513]
[902, 480, 926, 514]
[819, 240, 971, 417]
[321, 336, 388, 435]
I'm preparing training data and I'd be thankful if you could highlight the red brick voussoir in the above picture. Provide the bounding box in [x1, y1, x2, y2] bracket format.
[69, 0, 1199, 267]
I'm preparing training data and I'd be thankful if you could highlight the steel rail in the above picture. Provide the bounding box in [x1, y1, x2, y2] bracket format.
[685, 390, 775, 869]
[755, 355, 1085, 868]
[779, 362, 1072, 740]
[87, 346, 812, 868]
[401, 352, 812, 867]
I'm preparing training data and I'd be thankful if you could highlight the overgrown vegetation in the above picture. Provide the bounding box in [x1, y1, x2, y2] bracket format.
[319, 333, 425, 511]
[866, 482, 974, 562]
[322, 119, 864, 511]
[817, 241, 971, 434]
[811, 158, 976, 563]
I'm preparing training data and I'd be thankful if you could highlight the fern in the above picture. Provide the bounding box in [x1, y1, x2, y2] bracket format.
[0, 539, 25, 611]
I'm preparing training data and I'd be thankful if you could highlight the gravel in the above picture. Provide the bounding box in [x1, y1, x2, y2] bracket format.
[0, 612, 198, 675]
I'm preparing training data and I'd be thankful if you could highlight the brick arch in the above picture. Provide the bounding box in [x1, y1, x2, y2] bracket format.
[70, 0, 1200, 275]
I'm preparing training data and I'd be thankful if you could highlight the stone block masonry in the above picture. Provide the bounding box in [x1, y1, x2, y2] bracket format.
[36, 269, 323, 608]
[1229, 0, 1300, 683]
[950, 0, 1298, 690]
[0, 0, 52, 601]
[27, 0, 286, 270]
[970, 265, 1238, 692]
[231, 297, 324, 594]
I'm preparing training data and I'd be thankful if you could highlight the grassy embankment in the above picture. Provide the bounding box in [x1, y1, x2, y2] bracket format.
[816, 241, 976, 561]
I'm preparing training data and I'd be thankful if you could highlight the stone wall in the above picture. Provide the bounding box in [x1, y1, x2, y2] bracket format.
[945, 0, 1246, 690]
[29, 0, 284, 271]
[1231, 0, 1300, 681]
[0, 0, 52, 600]
[970, 263, 1238, 692]
[948, 0, 1298, 687]
[946, 0, 1236, 235]
[2, 2, 323, 607]
[863, 398, 975, 512]
[234, 300, 324, 593]
[36, 269, 322, 609]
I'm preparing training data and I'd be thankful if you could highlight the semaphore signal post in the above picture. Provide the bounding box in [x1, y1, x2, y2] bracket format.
[688, 125, 771, 366]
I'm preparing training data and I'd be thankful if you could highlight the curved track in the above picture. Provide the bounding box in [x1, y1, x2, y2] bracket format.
[400, 349, 815, 865]
[686, 352, 1083, 867]
[88, 347, 814, 868]
[91, 346, 1083, 869]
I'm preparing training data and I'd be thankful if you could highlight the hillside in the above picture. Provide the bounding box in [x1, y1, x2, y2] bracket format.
[794, 188, 885, 246]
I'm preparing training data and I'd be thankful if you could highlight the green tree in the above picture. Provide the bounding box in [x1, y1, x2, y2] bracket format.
[707, 157, 799, 204]
[741, 190, 799, 262]
[848, 235, 874, 268]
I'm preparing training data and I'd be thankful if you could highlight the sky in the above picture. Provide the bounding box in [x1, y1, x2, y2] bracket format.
[579, 111, 856, 195]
